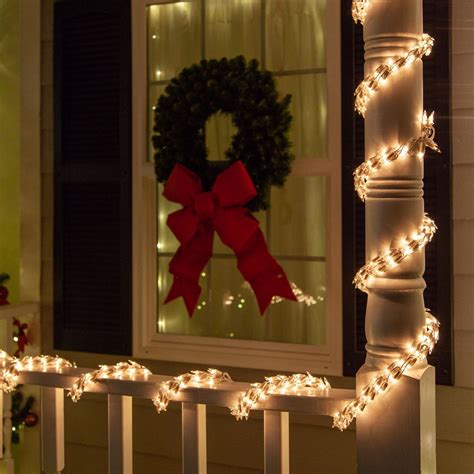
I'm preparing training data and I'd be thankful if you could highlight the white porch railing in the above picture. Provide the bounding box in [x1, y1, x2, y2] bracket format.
[8, 367, 355, 474]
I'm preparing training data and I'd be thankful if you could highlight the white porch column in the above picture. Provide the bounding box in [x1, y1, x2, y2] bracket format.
[356, 1, 436, 473]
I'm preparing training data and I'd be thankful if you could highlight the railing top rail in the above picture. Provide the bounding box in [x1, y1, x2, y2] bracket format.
[17, 367, 355, 416]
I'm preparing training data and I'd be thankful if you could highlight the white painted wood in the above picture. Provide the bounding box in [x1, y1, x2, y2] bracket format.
[454, 220, 474, 276]
[18, 369, 354, 416]
[357, 366, 436, 473]
[41, 387, 65, 473]
[0, 302, 40, 321]
[182, 403, 207, 474]
[108, 395, 133, 474]
[454, 331, 474, 388]
[356, 0, 437, 472]
[264, 411, 289, 474]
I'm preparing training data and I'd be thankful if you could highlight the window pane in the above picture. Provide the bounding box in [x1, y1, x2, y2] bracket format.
[205, 0, 261, 60]
[206, 113, 236, 163]
[157, 257, 326, 345]
[270, 176, 326, 258]
[150, 0, 329, 347]
[276, 73, 327, 158]
[265, 0, 326, 72]
[148, 1, 201, 83]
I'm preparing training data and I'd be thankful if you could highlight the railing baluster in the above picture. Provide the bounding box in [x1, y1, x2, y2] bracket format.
[41, 387, 65, 473]
[264, 411, 289, 474]
[182, 403, 207, 474]
[108, 395, 133, 474]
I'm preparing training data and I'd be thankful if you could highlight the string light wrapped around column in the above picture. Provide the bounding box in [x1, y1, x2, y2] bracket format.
[152, 369, 232, 413]
[352, 0, 371, 24]
[332, 0, 441, 432]
[355, 34, 434, 117]
[68, 361, 152, 402]
[0, 355, 75, 393]
[354, 112, 440, 201]
[230, 373, 330, 421]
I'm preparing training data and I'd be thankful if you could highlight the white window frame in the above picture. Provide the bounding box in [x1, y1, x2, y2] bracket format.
[131, 0, 342, 375]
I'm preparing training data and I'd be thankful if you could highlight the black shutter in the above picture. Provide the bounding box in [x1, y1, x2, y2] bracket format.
[342, 0, 453, 384]
[54, 0, 132, 355]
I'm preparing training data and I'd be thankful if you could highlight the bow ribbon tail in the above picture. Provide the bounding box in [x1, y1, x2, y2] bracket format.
[235, 229, 296, 315]
[164, 223, 214, 317]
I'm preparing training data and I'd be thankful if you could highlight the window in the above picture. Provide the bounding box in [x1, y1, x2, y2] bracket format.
[132, 0, 342, 373]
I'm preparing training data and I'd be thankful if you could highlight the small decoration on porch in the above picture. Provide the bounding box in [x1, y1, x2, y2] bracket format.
[0, 273, 11, 305]
[152, 369, 231, 413]
[11, 390, 37, 443]
[231, 373, 330, 420]
[153, 56, 298, 316]
[13, 318, 29, 357]
[68, 361, 152, 402]
[9, 317, 38, 443]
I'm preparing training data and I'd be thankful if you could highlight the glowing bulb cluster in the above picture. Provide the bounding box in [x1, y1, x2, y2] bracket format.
[355, 34, 434, 116]
[68, 361, 151, 402]
[230, 373, 330, 421]
[352, 0, 371, 24]
[0, 355, 74, 393]
[333, 314, 439, 431]
[152, 369, 231, 413]
[272, 282, 323, 306]
[353, 214, 437, 293]
[354, 111, 440, 201]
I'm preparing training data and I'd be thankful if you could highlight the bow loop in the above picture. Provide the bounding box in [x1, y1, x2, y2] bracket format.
[163, 163, 203, 206]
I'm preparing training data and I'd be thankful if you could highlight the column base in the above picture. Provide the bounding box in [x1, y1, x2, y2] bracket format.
[356, 364, 436, 474]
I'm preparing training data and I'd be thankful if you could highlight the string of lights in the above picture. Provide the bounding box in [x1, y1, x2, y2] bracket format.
[352, 0, 371, 24]
[271, 281, 324, 307]
[152, 369, 232, 413]
[68, 361, 152, 403]
[333, 313, 439, 431]
[332, 0, 442, 432]
[353, 213, 437, 293]
[355, 34, 434, 117]
[0, 355, 75, 393]
[230, 373, 330, 420]
[354, 111, 440, 201]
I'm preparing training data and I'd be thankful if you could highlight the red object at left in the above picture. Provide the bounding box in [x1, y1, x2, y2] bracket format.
[13, 318, 29, 356]
[0, 286, 9, 305]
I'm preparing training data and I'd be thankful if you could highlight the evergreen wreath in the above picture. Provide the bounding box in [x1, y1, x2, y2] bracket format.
[152, 56, 293, 211]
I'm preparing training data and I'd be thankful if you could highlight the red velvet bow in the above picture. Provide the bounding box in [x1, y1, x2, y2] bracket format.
[163, 161, 296, 316]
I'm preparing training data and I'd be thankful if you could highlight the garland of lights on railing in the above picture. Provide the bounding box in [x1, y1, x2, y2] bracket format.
[68, 361, 152, 402]
[0, 352, 74, 393]
[152, 369, 232, 413]
[331, 0, 441, 432]
[230, 373, 330, 420]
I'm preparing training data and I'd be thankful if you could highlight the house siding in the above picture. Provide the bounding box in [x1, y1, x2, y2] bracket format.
[39, 0, 473, 472]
